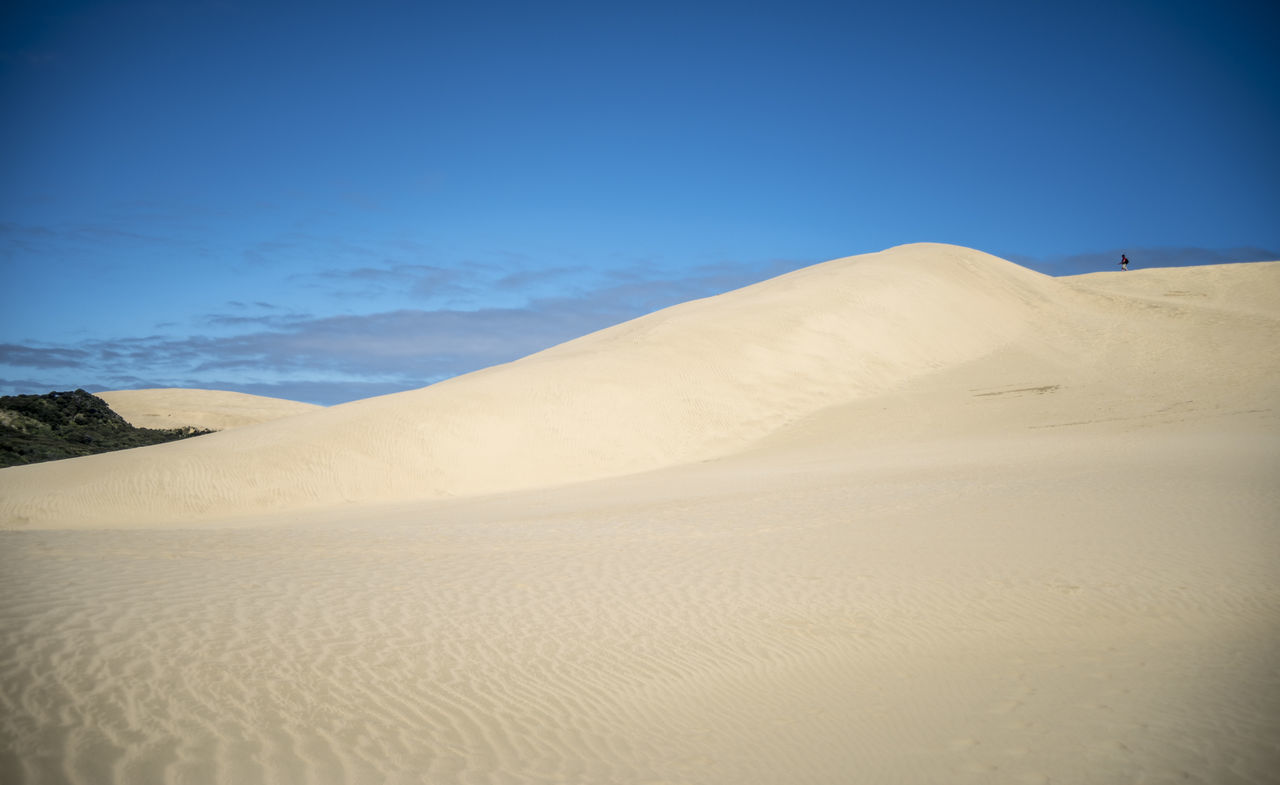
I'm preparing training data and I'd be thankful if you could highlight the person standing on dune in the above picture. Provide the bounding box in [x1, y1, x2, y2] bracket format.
[1120, 254, 1129, 271]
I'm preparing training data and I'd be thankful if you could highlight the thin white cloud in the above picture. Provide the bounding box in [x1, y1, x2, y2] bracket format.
[0, 344, 92, 369]
[0, 256, 812, 403]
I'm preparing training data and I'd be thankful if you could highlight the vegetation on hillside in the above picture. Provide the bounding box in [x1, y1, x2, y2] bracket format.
[0, 389, 212, 468]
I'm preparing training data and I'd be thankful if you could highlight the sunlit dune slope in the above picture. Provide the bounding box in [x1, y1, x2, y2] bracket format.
[1, 243, 1272, 528]
[97, 388, 322, 431]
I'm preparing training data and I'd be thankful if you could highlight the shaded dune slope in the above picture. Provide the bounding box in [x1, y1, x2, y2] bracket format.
[0, 244, 1156, 527]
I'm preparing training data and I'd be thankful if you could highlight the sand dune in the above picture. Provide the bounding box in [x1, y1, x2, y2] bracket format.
[96, 388, 322, 431]
[2, 244, 1080, 528]
[1, 243, 1277, 785]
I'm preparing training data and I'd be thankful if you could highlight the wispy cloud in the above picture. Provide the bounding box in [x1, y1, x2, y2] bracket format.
[225, 300, 283, 310]
[0, 254, 812, 404]
[495, 266, 586, 291]
[0, 344, 92, 369]
[306, 263, 473, 301]
[203, 313, 309, 329]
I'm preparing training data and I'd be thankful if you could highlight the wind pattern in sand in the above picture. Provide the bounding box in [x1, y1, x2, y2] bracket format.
[2, 245, 1278, 784]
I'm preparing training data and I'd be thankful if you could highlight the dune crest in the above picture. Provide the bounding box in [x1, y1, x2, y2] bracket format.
[1, 244, 1274, 530]
[1, 244, 1064, 528]
[1, 245, 1277, 785]
[96, 388, 322, 431]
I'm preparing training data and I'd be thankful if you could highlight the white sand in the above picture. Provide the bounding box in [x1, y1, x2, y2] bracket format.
[95, 388, 322, 431]
[1, 243, 1277, 784]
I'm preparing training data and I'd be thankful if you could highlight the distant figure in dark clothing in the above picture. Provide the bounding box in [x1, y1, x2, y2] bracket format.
[1120, 253, 1129, 271]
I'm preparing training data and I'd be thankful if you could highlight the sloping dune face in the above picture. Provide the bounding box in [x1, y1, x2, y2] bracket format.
[0, 246, 1277, 785]
[0, 244, 1064, 528]
[96, 389, 321, 431]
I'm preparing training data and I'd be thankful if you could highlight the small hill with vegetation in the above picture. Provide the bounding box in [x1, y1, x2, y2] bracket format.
[0, 389, 212, 468]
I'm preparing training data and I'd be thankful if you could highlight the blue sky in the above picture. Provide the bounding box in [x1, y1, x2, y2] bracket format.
[3, 0, 1277, 405]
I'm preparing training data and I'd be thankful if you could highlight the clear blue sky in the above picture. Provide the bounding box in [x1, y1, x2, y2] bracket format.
[3, 0, 1277, 405]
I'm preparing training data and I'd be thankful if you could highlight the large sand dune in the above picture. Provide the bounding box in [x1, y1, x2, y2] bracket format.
[2, 244, 1085, 528]
[1, 243, 1277, 784]
[96, 388, 322, 431]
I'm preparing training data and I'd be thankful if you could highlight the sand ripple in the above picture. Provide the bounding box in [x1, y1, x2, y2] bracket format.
[3, 427, 1278, 784]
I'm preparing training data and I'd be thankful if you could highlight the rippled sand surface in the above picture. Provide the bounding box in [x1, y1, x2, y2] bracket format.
[2, 246, 1277, 783]
[3, 425, 1277, 785]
